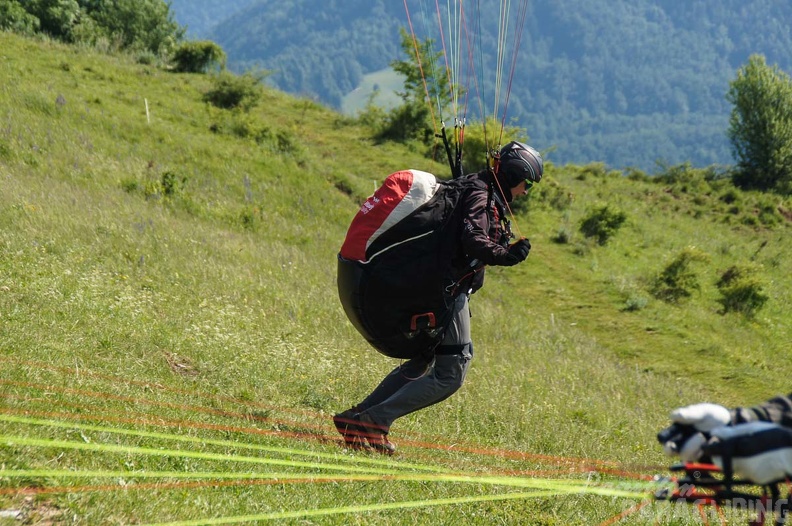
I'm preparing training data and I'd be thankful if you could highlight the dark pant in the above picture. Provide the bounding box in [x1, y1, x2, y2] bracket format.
[356, 294, 473, 431]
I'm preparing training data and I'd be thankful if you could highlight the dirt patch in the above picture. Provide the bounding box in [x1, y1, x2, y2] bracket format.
[163, 351, 198, 377]
[1, 497, 65, 525]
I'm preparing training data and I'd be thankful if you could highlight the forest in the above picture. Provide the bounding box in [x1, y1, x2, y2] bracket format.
[166, 0, 792, 171]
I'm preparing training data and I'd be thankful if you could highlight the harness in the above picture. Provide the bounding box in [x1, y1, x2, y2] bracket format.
[444, 176, 512, 298]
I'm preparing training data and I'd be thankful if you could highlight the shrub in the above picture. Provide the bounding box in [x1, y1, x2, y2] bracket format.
[373, 101, 431, 144]
[654, 162, 718, 196]
[716, 263, 769, 317]
[160, 170, 185, 197]
[579, 204, 627, 245]
[623, 294, 649, 312]
[650, 247, 710, 303]
[356, 99, 388, 132]
[580, 162, 609, 178]
[136, 169, 186, 201]
[719, 188, 740, 204]
[203, 70, 267, 111]
[531, 177, 573, 212]
[625, 167, 650, 182]
[752, 194, 784, 226]
[135, 50, 157, 65]
[171, 40, 226, 73]
[551, 226, 571, 244]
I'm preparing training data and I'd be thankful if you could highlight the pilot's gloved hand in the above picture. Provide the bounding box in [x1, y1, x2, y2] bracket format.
[657, 403, 731, 462]
[503, 238, 530, 266]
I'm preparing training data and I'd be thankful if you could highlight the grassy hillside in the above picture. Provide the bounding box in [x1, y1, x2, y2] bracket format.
[1, 33, 791, 524]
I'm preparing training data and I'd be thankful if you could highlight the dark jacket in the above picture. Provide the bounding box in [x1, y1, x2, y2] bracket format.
[449, 170, 515, 294]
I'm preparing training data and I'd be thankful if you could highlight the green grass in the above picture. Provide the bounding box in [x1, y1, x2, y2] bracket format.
[1, 32, 791, 524]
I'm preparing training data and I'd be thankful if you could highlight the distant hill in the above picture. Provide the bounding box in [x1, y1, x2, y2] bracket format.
[167, 0, 255, 37]
[168, 0, 792, 172]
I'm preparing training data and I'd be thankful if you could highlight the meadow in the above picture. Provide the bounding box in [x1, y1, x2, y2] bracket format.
[1, 32, 791, 524]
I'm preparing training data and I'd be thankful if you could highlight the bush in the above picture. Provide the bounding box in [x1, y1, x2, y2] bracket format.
[203, 70, 267, 111]
[356, 99, 388, 132]
[625, 167, 650, 182]
[140, 170, 186, 201]
[579, 204, 627, 245]
[578, 162, 609, 180]
[541, 180, 573, 211]
[171, 40, 226, 73]
[654, 162, 716, 195]
[551, 225, 571, 244]
[716, 263, 769, 317]
[650, 247, 710, 303]
[160, 170, 185, 197]
[373, 101, 431, 144]
[719, 188, 740, 205]
[623, 294, 649, 312]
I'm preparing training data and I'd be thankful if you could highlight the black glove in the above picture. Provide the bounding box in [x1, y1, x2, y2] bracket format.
[503, 238, 531, 266]
[658, 403, 731, 462]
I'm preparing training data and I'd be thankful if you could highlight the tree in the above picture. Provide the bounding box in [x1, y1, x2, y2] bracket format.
[24, 0, 80, 40]
[726, 54, 792, 195]
[374, 28, 455, 145]
[5, 0, 184, 55]
[82, 0, 184, 55]
[0, 0, 39, 35]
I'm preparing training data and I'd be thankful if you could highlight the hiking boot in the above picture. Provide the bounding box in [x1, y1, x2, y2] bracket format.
[332, 409, 369, 450]
[356, 413, 396, 456]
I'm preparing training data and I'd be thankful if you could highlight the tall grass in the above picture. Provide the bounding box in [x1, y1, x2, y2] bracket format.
[1, 32, 790, 524]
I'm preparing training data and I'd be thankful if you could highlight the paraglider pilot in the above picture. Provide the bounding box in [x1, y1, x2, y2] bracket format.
[334, 141, 544, 454]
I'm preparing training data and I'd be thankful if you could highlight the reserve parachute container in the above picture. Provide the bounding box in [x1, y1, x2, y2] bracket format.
[337, 169, 482, 359]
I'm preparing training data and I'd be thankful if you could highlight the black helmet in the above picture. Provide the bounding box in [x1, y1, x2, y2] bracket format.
[497, 141, 543, 189]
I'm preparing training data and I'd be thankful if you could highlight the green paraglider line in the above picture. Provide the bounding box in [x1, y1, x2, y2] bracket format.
[0, 364, 652, 477]
[0, 426, 651, 502]
[0, 413, 439, 474]
[0, 407, 655, 525]
[142, 491, 560, 526]
[0, 432, 407, 475]
[0, 465, 651, 498]
[140, 486, 650, 526]
[0, 358, 654, 523]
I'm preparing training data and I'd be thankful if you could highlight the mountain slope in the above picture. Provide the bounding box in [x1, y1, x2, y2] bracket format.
[167, 0, 255, 37]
